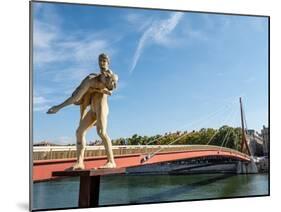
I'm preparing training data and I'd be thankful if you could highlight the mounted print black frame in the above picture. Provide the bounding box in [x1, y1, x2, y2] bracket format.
[30, 1, 270, 211]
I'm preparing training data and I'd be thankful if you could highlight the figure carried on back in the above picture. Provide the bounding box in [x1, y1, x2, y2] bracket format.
[47, 53, 118, 170]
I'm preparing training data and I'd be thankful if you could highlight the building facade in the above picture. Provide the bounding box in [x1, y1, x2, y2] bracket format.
[261, 126, 269, 156]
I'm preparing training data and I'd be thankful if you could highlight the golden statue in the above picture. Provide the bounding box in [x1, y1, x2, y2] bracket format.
[47, 53, 118, 169]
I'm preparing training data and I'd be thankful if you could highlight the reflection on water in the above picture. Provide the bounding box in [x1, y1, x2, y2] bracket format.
[33, 174, 269, 210]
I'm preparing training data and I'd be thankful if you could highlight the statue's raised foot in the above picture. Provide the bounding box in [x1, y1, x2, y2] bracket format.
[99, 162, 116, 169]
[47, 106, 60, 114]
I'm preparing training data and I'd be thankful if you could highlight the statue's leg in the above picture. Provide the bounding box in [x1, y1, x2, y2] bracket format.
[80, 103, 87, 121]
[46, 97, 76, 114]
[47, 80, 90, 114]
[79, 92, 92, 121]
[72, 110, 97, 170]
[96, 107, 116, 168]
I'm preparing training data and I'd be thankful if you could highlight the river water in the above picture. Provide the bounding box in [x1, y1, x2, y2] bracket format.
[33, 173, 269, 210]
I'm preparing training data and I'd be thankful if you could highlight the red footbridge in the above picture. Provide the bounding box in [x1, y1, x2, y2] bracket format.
[33, 144, 251, 182]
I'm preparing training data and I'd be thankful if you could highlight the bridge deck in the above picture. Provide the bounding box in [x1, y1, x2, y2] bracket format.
[33, 146, 250, 182]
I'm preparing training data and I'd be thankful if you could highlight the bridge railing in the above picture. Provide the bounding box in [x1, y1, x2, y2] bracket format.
[33, 145, 249, 161]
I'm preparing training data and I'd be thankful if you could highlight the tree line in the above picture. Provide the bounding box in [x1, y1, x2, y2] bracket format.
[112, 125, 243, 151]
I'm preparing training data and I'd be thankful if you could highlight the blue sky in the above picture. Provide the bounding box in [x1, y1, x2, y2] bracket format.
[32, 2, 268, 144]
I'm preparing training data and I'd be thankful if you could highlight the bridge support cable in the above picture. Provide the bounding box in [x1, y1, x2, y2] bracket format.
[144, 99, 237, 146]
[218, 99, 252, 157]
[230, 107, 246, 152]
[219, 128, 236, 151]
[224, 104, 249, 154]
[206, 103, 238, 146]
[231, 128, 242, 152]
[141, 131, 195, 163]
[140, 97, 245, 163]
[219, 108, 239, 149]
[142, 99, 237, 155]
[174, 99, 237, 132]
[141, 101, 239, 163]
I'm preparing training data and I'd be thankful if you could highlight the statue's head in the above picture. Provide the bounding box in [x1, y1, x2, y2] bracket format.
[98, 53, 109, 70]
[100, 72, 118, 91]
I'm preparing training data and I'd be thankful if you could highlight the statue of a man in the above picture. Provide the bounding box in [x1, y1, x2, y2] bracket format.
[47, 53, 117, 169]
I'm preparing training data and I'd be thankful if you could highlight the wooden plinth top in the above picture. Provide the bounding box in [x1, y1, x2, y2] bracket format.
[52, 167, 126, 177]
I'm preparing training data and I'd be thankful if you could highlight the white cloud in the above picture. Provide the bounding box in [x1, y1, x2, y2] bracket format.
[33, 21, 57, 49]
[33, 21, 112, 66]
[125, 13, 154, 32]
[52, 66, 90, 84]
[33, 4, 114, 68]
[33, 3, 117, 108]
[34, 105, 50, 112]
[33, 95, 51, 112]
[126, 13, 141, 24]
[129, 29, 151, 74]
[129, 12, 184, 74]
[153, 12, 184, 45]
[73, 40, 109, 63]
[34, 96, 49, 104]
